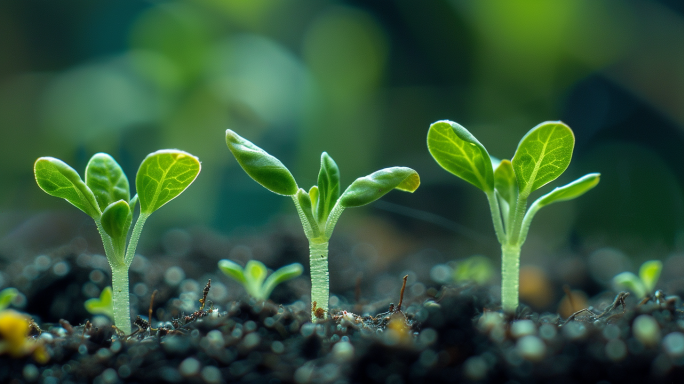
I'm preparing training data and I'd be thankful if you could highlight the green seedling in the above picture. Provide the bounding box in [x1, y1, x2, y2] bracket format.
[0, 288, 18, 311]
[612, 260, 662, 299]
[218, 259, 303, 301]
[454, 255, 495, 285]
[428, 120, 599, 313]
[226, 130, 420, 322]
[35, 150, 200, 333]
[84, 286, 114, 321]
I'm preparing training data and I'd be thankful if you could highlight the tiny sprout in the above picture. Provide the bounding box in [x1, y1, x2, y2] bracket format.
[226, 129, 419, 321]
[218, 259, 303, 301]
[34, 150, 201, 333]
[454, 255, 495, 285]
[428, 120, 599, 313]
[0, 288, 19, 311]
[84, 287, 114, 321]
[612, 260, 662, 299]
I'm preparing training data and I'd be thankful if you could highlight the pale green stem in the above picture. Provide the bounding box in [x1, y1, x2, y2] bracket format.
[324, 202, 345, 240]
[124, 213, 149, 267]
[485, 190, 506, 244]
[506, 193, 529, 246]
[291, 196, 315, 239]
[501, 245, 521, 313]
[95, 220, 119, 264]
[518, 200, 542, 246]
[111, 265, 131, 334]
[309, 241, 329, 322]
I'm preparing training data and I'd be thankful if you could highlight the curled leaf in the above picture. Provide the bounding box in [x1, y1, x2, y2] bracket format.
[226, 130, 298, 196]
[535, 173, 600, 208]
[339, 167, 420, 208]
[316, 152, 341, 224]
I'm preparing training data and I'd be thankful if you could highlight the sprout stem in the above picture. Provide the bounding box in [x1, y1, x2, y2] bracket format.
[309, 241, 329, 322]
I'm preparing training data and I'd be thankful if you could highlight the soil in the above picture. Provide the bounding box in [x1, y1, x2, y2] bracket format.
[1, 221, 684, 384]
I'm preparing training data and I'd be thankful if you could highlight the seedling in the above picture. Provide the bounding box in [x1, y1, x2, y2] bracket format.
[84, 286, 114, 321]
[427, 120, 599, 313]
[612, 260, 662, 299]
[218, 259, 303, 301]
[0, 288, 18, 311]
[226, 130, 420, 321]
[35, 150, 200, 333]
[454, 255, 495, 285]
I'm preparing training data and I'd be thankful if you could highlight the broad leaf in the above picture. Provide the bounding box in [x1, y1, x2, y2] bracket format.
[427, 120, 494, 192]
[136, 150, 201, 215]
[535, 173, 600, 208]
[34, 157, 101, 219]
[101, 200, 132, 247]
[85, 153, 130, 211]
[218, 259, 246, 284]
[262, 263, 303, 299]
[512, 121, 574, 195]
[639, 260, 662, 294]
[226, 130, 298, 196]
[339, 167, 420, 208]
[294, 188, 320, 238]
[613, 272, 646, 298]
[316, 152, 341, 224]
[84, 286, 114, 320]
[494, 160, 518, 207]
[244, 260, 268, 298]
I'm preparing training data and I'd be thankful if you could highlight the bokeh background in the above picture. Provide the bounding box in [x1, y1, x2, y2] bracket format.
[1, 0, 684, 312]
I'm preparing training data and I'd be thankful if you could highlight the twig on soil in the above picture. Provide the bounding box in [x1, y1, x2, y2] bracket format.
[148, 290, 158, 329]
[199, 280, 210, 311]
[397, 275, 408, 312]
[562, 292, 629, 325]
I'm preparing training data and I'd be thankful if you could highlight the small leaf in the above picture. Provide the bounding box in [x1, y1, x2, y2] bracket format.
[309, 186, 319, 217]
[535, 173, 601, 208]
[512, 121, 574, 195]
[85, 153, 130, 211]
[129, 194, 139, 212]
[84, 286, 114, 320]
[427, 120, 494, 192]
[226, 129, 298, 196]
[101, 200, 132, 240]
[494, 160, 518, 207]
[218, 259, 246, 284]
[316, 152, 341, 225]
[294, 188, 320, 238]
[613, 272, 646, 298]
[136, 150, 201, 215]
[639, 260, 662, 294]
[454, 256, 494, 285]
[0, 288, 18, 311]
[339, 167, 420, 208]
[262, 263, 304, 300]
[244, 260, 268, 299]
[34, 157, 101, 219]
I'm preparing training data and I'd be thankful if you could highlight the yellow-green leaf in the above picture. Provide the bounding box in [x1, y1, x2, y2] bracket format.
[136, 150, 201, 215]
[34, 157, 101, 219]
[339, 167, 420, 208]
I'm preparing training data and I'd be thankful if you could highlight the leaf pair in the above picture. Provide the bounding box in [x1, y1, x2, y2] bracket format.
[226, 130, 420, 240]
[613, 260, 663, 299]
[35, 150, 201, 262]
[84, 286, 114, 320]
[218, 259, 303, 301]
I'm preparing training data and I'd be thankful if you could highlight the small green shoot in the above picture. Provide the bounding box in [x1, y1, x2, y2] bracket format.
[427, 120, 599, 313]
[454, 255, 495, 285]
[613, 260, 663, 299]
[35, 150, 200, 333]
[226, 129, 420, 321]
[84, 286, 114, 321]
[218, 259, 303, 301]
[0, 288, 19, 311]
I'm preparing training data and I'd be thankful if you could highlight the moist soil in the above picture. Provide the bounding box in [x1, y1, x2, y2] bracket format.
[1, 224, 684, 384]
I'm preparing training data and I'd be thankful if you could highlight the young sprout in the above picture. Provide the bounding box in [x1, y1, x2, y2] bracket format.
[218, 259, 303, 301]
[35, 150, 200, 333]
[454, 255, 495, 285]
[226, 130, 420, 321]
[427, 120, 599, 314]
[0, 288, 18, 311]
[84, 286, 114, 321]
[612, 260, 663, 299]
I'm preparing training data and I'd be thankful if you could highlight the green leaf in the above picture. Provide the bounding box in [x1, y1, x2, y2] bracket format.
[244, 260, 268, 299]
[84, 286, 114, 320]
[309, 186, 319, 217]
[218, 259, 246, 284]
[339, 167, 420, 208]
[512, 121, 574, 195]
[101, 200, 132, 261]
[427, 120, 494, 192]
[34, 157, 101, 219]
[494, 160, 518, 207]
[0, 288, 18, 311]
[294, 188, 320, 238]
[535, 173, 601, 208]
[639, 260, 662, 294]
[225, 129, 298, 196]
[613, 272, 646, 298]
[454, 255, 494, 285]
[262, 263, 303, 300]
[85, 153, 130, 211]
[136, 150, 201, 215]
[316, 152, 341, 224]
[129, 194, 139, 212]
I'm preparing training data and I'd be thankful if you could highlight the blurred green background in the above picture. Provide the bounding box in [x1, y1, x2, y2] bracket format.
[1, 0, 683, 269]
